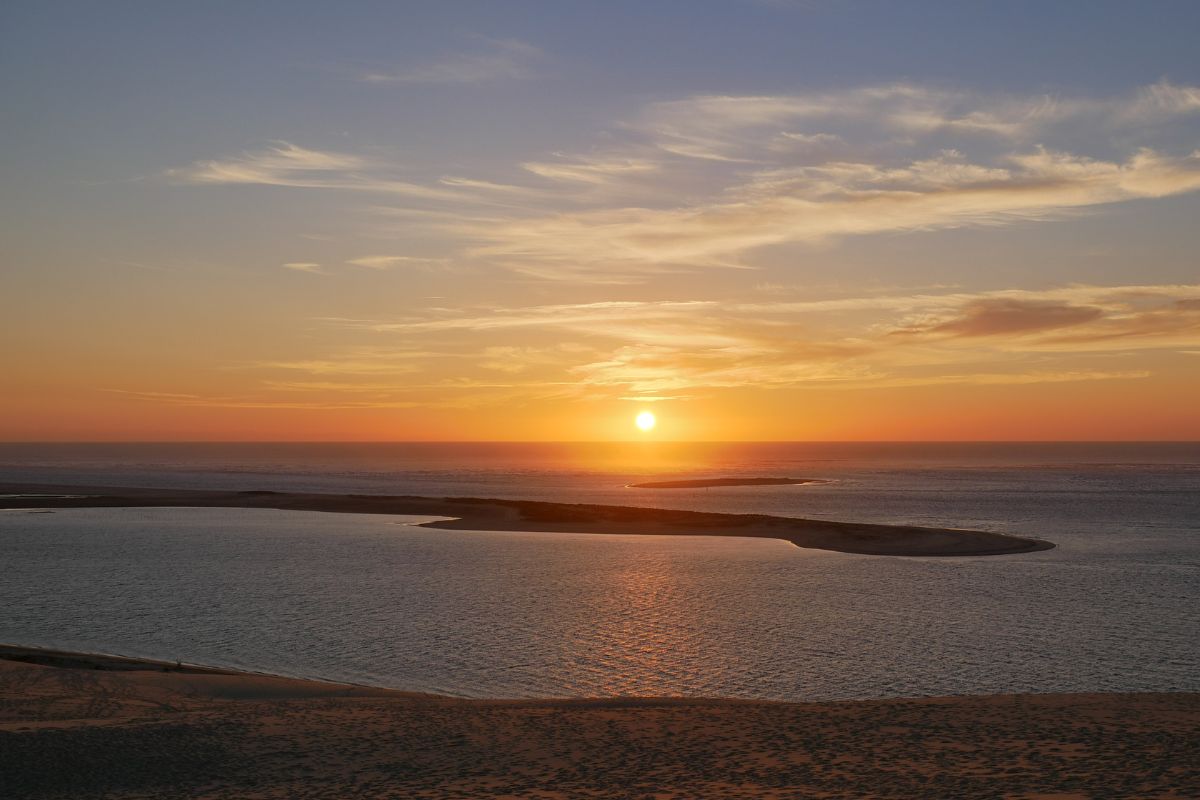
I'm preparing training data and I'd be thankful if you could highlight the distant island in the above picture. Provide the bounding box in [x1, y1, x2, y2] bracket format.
[630, 477, 826, 489]
[0, 482, 1053, 558]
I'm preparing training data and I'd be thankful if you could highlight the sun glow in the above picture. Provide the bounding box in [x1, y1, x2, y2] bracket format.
[635, 410, 657, 432]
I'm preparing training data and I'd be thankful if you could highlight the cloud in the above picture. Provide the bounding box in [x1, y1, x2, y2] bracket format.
[104, 387, 429, 410]
[456, 148, 1200, 275]
[437, 176, 547, 196]
[893, 298, 1106, 338]
[336, 284, 1200, 338]
[846, 370, 1151, 389]
[251, 346, 442, 376]
[632, 82, 1200, 159]
[477, 345, 576, 373]
[567, 342, 879, 395]
[361, 38, 541, 85]
[118, 283, 1200, 410]
[313, 283, 1200, 402]
[1119, 80, 1200, 123]
[522, 155, 660, 185]
[282, 262, 326, 274]
[768, 131, 844, 153]
[333, 300, 721, 335]
[170, 141, 363, 184]
[170, 83, 1200, 284]
[1038, 297, 1200, 349]
[167, 141, 461, 200]
[631, 85, 1077, 161]
[451, 83, 1200, 281]
[346, 255, 450, 270]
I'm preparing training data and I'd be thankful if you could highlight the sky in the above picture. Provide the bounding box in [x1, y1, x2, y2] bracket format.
[3, 0, 1200, 441]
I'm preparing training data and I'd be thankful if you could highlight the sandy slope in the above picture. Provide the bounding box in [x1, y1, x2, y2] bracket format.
[1, 648, 1195, 799]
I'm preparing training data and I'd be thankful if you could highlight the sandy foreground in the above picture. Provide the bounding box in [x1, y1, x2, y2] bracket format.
[0, 482, 1053, 556]
[0, 647, 1195, 799]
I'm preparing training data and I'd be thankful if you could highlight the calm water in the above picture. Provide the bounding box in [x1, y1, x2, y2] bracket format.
[0, 442, 1196, 700]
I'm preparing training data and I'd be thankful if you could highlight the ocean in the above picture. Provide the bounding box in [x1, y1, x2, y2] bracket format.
[0, 442, 1196, 700]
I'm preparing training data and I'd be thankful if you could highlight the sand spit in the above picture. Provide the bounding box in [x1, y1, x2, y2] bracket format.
[0, 646, 1195, 799]
[629, 477, 826, 489]
[0, 482, 1053, 557]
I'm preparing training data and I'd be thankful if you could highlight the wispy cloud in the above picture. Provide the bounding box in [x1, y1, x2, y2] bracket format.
[455, 148, 1200, 277]
[522, 155, 660, 184]
[114, 283, 1200, 410]
[282, 262, 326, 274]
[1118, 80, 1200, 123]
[251, 346, 444, 376]
[103, 387, 431, 410]
[630, 82, 1200, 158]
[838, 369, 1152, 390]
[361, 38, 542, 85]
[171, 141, 363, 184]
[451, 83, 1200, 281]
[167, 141, 461, 200]
[170, 83, 1200, 284]
[346, 255, 450, 270]
[313, 283, 1200, 401]
[629, 85, 1077, 161]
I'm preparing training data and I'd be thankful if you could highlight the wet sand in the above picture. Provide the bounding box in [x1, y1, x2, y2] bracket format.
[1, 646, 1194, 799]
[0, 482, 1053, 557]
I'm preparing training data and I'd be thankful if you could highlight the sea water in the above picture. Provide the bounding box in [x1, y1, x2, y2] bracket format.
[0, 442, 1196, 700]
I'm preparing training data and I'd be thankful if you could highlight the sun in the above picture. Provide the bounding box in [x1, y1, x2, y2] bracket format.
[635, 410, 657, 432]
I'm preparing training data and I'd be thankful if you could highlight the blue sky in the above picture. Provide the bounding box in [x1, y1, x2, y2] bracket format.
[6, 1, 1199, 172]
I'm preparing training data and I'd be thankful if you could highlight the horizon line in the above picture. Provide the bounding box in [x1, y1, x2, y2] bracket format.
[2, 440, 1198, 446]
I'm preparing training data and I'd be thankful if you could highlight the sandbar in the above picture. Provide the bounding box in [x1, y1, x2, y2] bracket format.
[630, 476, 825, 488]
[0, 481, 1054, 557]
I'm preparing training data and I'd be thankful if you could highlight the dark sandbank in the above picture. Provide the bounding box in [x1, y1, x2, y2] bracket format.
[1, 644, 1195, 799]
[0, 481, 1053, 556]
[630, 476, 825, 489]
[0, 644, 238, 676]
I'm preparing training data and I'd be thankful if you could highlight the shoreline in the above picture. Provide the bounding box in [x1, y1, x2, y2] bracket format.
[0, 643, 743, 704]
[0, 640, 1191, 707]
[0, 643, 242, 677]
[3, 642, 1195, 798]
[0, 481, 1054, 557]
[0, 642, 428, 700]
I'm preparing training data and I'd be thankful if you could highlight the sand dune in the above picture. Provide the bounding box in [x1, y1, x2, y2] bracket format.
[1, 647, 1195, 798]
[0, 482, 1054, 557]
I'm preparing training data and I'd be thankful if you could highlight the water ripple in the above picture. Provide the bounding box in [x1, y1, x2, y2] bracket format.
[1, 507, 1196, 701]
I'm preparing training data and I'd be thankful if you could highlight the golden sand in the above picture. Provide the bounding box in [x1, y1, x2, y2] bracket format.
[1, 647, 1195, 799]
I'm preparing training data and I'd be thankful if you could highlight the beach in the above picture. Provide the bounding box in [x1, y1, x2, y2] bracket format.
[1, 645, 1196, 799]
[0, 482, 1054, 557]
